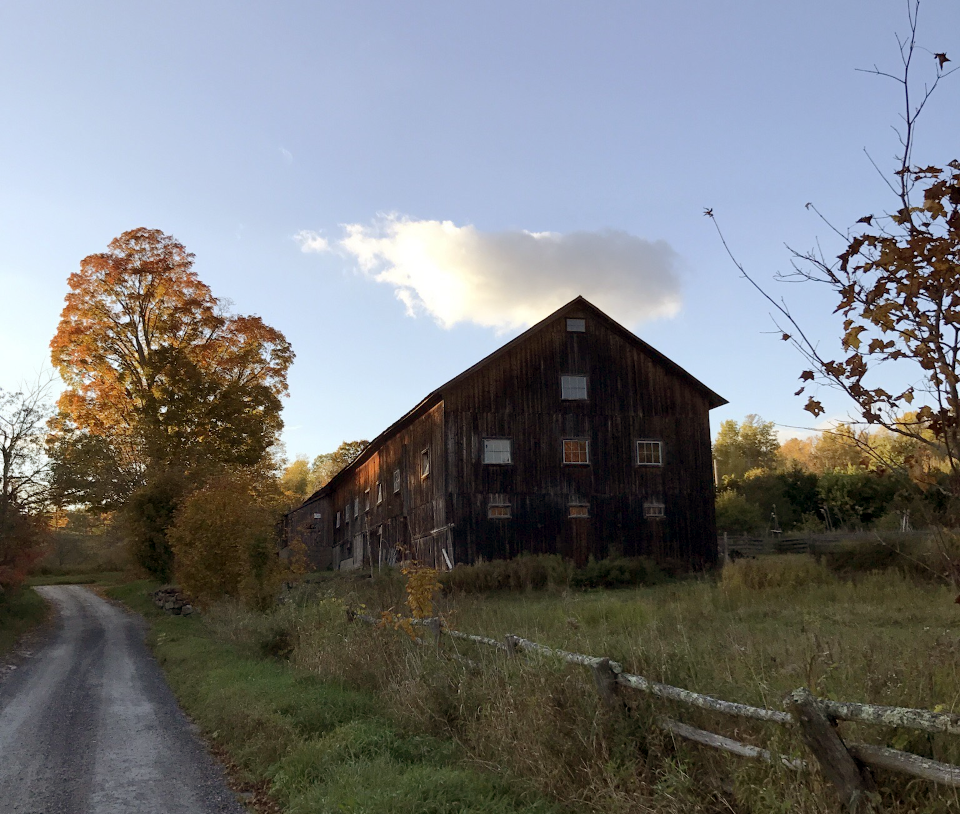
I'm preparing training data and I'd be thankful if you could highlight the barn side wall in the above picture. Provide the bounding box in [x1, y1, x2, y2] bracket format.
[301, 401, 449, 571]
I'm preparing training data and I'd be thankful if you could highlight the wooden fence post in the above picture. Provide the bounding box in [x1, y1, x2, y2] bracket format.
[785, 688, 876, 812]
[591, 658, 621, 709]
[426, 617, 442, 650]
[504, 634, 519, 659]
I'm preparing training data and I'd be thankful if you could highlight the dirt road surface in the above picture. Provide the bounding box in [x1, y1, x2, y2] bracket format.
[0, 585, 249, 814]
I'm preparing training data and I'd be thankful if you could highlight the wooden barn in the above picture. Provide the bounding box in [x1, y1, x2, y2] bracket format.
[283, 296, 726, 571]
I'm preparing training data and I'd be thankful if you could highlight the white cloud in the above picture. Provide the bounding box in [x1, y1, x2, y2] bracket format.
[279, 146, 294, 164]
[303, 214, 683, 331]
[294, 230, 330, 253]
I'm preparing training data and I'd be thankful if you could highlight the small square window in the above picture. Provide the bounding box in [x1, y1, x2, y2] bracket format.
[364, 489, 370, 512]
[377, 482, 383, 504]
[421, 448, 430, 478]
[336, 511, 341, 528]
[568, 504, 589, 518]
[354, 497, 359, 518]
[393, 468, 401, 493]
[566, 318, 585, 332]
[644, 502, 665, 518]
[562, 439, 590, 465]
[637, 440, 663, 466]
[561, 375, 588, 400]
[483, 438, 512, 464]
[488, 504, 511, 519]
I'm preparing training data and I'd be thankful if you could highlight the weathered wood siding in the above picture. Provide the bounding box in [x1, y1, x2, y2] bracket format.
[291, 401, 450, 571]
[443, 305, 717, 567]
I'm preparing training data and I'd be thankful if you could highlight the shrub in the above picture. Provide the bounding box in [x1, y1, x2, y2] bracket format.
[0, 498, 44, 594]
[441, 554, 664, 595]
[721, 554, 834, 591]
[714, 490, 764, 534]
[122, 469, 185, 581]
[167, 470, 282, 608]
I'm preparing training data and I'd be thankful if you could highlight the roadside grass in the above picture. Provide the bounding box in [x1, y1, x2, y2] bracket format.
[0, 587, 48, 657]
[255, 555, 960, 813]
[106, 580, 557, 814]
[27, 570, 128, 587]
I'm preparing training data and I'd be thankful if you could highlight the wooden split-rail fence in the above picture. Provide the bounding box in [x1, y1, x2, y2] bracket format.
[347, 609, 960, 812]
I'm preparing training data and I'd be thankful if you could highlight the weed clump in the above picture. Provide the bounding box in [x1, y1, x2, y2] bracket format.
[721, 554, 834, 591]
[441, 554, 664, 594]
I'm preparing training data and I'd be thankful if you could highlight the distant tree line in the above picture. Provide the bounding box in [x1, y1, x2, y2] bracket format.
[714, 414, 953, 535]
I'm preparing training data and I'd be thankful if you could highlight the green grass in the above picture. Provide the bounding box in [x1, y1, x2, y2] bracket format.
[0, 586, 48, 656]
[267, 557, 960, 813]
[106, 581, 556, 814]
[27, 570, 128, 587]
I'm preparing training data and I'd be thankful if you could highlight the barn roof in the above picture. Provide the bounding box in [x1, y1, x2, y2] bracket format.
[298, 296, 726, 505]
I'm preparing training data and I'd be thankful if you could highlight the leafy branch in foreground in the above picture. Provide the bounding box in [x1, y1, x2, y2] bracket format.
[707, 1, 960, 500]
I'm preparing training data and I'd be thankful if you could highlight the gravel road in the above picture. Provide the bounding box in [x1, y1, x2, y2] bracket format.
[0, 585, 249, 814]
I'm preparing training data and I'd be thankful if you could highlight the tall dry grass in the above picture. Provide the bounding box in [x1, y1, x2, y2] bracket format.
[205, 557, 960, 813]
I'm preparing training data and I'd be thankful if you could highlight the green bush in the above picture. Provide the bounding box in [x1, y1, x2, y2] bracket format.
[714, 490, 764, 534]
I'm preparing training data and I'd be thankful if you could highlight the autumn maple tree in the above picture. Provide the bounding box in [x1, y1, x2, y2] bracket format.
[710, 3, 960, 501]
[48, 228, 294, 577]
[49, 228, 293, 497]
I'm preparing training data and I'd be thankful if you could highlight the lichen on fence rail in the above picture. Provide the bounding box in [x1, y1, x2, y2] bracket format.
[847, 742, 960, 788]
[820, 698, 960, 736]
[617, 672, 793, 724]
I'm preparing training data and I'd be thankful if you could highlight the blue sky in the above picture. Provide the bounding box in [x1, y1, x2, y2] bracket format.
[2, 1, 958, 460]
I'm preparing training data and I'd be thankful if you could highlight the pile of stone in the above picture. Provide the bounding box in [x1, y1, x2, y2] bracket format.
[153, 586, 194, 616]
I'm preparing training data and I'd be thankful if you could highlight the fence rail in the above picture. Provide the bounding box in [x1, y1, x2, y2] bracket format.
[349, 609, 960, 811]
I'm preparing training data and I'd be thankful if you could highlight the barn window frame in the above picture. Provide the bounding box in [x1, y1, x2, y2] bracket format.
[393, 468, 401, 493]
[568, 503, 590, 518]
[336, 511, 341, 528]
[364, 489, 370, 512]
[566, 318, 586, 332]
[421, 448, 430, 479]
[482, 437, 513, 465]
[636, 440, 664, 466]
[644, 501, 665, 518]
[488, 503, 511, 519]
[560, 375, 588, 400]
[376, 481, 383, 504]
[354, 497, 359, 518]
[562, 438, 590, 465]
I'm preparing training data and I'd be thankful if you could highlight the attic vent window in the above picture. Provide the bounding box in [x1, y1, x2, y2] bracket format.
[561, 375, 588, 400]
[421, 448, 430, 479]
[364, 489, 370, 512]
[354, 497, 359, 518]
[483, 438, 512, 464]
[393, 468, 401, 493]
[336, 511, 341, 528]
[488, 504, 511, 519]
[568, 504, 589, 518]
[377, 482, 383, 504]
[566, 318, 585, 332]
[637, 440, 663, 466]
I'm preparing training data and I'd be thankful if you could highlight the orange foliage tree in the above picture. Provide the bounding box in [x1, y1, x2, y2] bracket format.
[49, 228, 294, 505]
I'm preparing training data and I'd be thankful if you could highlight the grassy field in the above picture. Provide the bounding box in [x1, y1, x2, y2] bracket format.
[107, 580, 556, 814]
[0, 586, 49, 657]
[202, 555, 960, 813]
